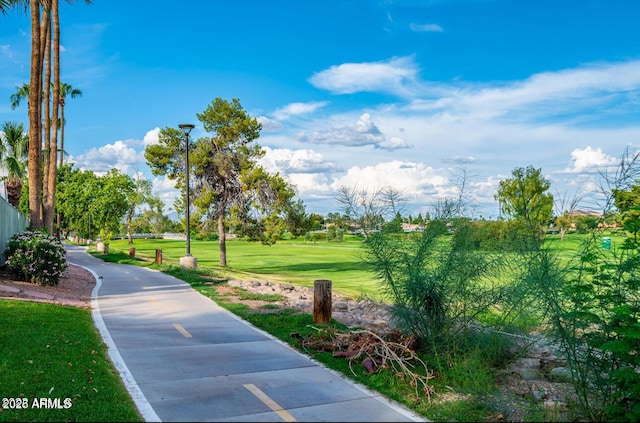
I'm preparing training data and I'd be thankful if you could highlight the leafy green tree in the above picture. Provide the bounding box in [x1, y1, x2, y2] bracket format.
[131, 195, 176, 236]
[0, 121, 29, 207]
[145, 97, 295, 266]
[495, 166, 553, 247]
[308, 213, 325, 231]
[327, 225, 337, 242]
[554, 212, 573, 240]
[55, 165, 133, 240]
[56, 164, 99, 238]
[284, 199, 309, 238]
[383, 211, 404, 233]
[124, 175, 154, 244]
[92, 169, 135, 237]
[614, 184, 640, 240]
[575, 215, 599, 234]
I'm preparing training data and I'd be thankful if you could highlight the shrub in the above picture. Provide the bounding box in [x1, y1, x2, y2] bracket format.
[363, 220, 511, 355]
[3, 230, 68, 286]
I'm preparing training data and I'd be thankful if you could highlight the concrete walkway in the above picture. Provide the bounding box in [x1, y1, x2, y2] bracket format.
[65, 245, 427, 422]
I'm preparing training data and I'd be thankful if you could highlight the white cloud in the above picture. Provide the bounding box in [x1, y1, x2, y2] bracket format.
[143, 127, 160, 146]
[272, 101, 328, 120]
[152, 175, 180, 210]
[408, 60, 640, 122]
[260, 146, 338, 174]
[308, 56, 421, 96]
[257, 116, 283, 130]
[286, 173, 334, 198]
[331, 161, 451, 201]
[298, 113, 412, 150]
[410, 23, 443, 32]
[73, 140, 143, 174]
[378, 136, 411, 150]
[443, 155, 476, 164]
[560, 146, 620, 174]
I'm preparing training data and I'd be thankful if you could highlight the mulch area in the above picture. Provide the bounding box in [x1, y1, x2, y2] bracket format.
[0, 264, 96, 308]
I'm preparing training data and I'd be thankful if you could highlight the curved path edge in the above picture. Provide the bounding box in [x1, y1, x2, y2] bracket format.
[82, 263, 162, 422]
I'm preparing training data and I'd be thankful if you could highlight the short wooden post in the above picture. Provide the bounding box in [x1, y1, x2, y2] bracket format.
[129, 247, 136, 258]
[313, 279, 332, 324]
[103, 244, 109, 254]
[155, 249, 163, 264]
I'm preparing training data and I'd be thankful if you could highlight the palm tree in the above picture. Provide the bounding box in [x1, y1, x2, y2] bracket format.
[9, 81, 81, 165]
[0, 121, 29, 208]
[57, 83, 82, 167]
[5, 0, 91, 230]
[10, 83, 30, 111]
[26, 0, 43, 228]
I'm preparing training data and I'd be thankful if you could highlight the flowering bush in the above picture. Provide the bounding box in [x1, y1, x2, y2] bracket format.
[3, 230, 68, 286]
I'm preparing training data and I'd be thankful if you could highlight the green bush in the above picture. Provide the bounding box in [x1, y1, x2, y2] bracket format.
[522, 234, 640, 421]
[3, 230, 68, 286]
[363, 220, 511, 354]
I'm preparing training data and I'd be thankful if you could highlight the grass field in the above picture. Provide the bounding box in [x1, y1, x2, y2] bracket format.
[106, 236, 380, 298]
[0, 301, 142, 422]
[105, 231, 627, 298]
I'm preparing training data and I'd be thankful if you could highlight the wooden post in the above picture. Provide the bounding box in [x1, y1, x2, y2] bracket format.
[313, 279, 332, 324]
[155, 249, 162, 264]
[129, 247, 136, 258]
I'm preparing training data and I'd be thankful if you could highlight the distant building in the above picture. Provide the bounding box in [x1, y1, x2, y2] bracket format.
[402, 223, 424, 233]
[568, 210, 602, 218]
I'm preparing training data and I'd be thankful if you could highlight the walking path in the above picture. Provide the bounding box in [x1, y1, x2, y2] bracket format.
[65, 245, 427, 422]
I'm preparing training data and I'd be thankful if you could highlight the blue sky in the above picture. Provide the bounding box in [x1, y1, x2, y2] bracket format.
[2, 0, 640, 219]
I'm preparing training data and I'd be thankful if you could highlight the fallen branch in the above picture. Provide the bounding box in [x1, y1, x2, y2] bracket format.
[301, 328, 435, 400]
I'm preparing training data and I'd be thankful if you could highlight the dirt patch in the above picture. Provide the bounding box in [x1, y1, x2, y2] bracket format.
[0, 264, 96, 308]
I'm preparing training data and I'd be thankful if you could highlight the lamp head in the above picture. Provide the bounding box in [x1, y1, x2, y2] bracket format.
[178, 123, 195, 135]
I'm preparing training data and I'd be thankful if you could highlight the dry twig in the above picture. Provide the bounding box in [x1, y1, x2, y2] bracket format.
[301, 327, 435, 400]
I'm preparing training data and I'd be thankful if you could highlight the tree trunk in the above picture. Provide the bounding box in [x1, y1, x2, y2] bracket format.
[127, 212, 133, 244]
[28, 0, 43, 229]
[56, 98, 64, 237]
[218, 213, 227, 266]
[58, 104, 65, 168]
[42, 17, 51, 227]
[44, 0, 60, 234]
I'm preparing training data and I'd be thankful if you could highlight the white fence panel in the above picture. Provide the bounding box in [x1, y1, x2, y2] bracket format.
[0, 197, 29, 263]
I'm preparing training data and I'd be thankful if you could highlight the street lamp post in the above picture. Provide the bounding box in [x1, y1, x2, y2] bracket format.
[179, 123, 197, 270]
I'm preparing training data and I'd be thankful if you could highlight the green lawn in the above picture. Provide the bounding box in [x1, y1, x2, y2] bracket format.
[0, 301, 142, 422]
[107, 231, 628, 299]
[108, 237, 379, 298]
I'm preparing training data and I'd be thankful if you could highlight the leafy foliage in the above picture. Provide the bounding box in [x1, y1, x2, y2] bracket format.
[363, 219, 510, 354]
[495, 166, 554, 247]
[56, 164, 136, 239]
[519, 234, 640, 421]
[3, 230, 68, 286]
[0, 121, 29, 207]
[145, 97, 295, 265]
